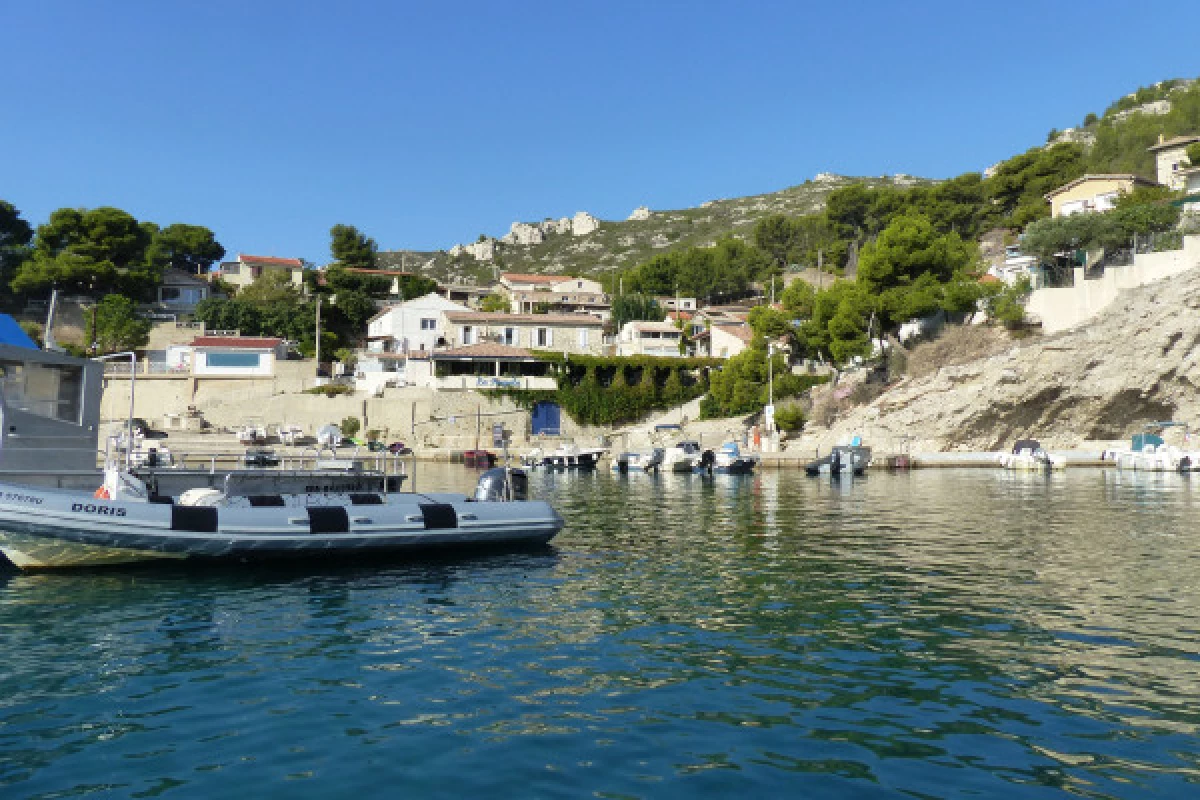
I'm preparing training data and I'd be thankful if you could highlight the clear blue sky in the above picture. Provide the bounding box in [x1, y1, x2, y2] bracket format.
[3, 0, 1195, 266]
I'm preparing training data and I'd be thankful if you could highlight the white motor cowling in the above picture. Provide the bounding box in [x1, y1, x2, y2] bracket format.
[101, 469, 149, 503]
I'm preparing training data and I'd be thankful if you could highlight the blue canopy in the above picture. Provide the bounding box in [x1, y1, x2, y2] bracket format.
[0, 314, 38, 349]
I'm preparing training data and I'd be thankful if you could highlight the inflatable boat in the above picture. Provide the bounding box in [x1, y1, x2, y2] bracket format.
[0, 467, 563, 570]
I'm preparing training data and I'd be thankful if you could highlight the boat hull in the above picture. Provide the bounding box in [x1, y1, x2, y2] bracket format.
[0, 483, 563, 570]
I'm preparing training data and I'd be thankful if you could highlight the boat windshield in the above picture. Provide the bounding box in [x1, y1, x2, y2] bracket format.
[0, 359, 84, 424]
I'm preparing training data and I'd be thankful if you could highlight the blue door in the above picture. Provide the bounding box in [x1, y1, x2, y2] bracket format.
[531, 402, 561, 435]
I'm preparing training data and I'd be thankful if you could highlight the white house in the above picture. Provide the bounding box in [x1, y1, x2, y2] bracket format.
[706, 323, 753, 359]
[616, 320, 685, 357]
[189, 336, 287, 377]
[442, 311, 604, 355]
[366, 293, 470, 355]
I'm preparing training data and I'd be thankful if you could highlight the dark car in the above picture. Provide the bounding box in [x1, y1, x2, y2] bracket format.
[243, 447, 281, 467]
[387, 441, 411, 455]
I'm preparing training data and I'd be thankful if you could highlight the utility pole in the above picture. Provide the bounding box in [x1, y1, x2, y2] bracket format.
[314, 295, 323, 380]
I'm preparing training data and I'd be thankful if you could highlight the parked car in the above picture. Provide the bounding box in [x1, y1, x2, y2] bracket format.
[387, 441, 411, 455]
[243, 447, 281, 468]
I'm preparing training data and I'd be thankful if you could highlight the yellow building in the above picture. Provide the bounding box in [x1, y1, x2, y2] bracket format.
[1044, 174, 1159, 218]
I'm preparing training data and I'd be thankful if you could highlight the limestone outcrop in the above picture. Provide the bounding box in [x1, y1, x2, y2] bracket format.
[793, 267, 1200, 454]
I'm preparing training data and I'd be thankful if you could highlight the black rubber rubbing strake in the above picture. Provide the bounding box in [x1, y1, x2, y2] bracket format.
[418, 503, 458, 530]
[171, 505, 218, 533]
[307, 506, 349, 534]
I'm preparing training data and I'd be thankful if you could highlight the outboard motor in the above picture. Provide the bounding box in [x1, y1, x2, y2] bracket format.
[699, 449, 716, 473]
[474, 467, 529, 502]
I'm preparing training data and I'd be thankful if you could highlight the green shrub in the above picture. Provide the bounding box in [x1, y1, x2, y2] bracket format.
[773, 404, 806, 432]
[304, 384, 353, 397]
[340, 416, 361, 437]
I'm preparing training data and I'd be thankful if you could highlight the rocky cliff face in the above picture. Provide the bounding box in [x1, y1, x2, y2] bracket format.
[795, 267, 1200, 453]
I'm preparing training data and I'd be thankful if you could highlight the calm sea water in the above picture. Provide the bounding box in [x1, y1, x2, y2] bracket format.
[2, 466, 1199, 798]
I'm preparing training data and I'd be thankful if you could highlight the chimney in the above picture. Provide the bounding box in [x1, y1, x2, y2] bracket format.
[1159, 133, 1165, 145]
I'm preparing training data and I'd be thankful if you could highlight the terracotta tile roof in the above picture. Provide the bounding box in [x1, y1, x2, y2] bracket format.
[667, 310, 693, 321]
[191, 336, 284, 349]
[444, 311, 603, 326]
[500, 272, 572, 284]
[239, 254, 303, 267]
[434, 343, 534, 359]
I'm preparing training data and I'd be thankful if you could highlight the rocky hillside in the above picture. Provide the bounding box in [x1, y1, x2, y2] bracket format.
[377, 173, 924, 285]
[795, 266, 1200, 453]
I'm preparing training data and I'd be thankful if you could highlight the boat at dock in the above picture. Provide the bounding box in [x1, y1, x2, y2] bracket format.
[998, 439, 1065, 471]
[662, 441, 705, 473]
[0, 466, 563, 570]
[1108, 426, 1200, 472]
[611, 448, 665, 473]
[707, 442, 757, 474]
[522, 444, 606, 470]
[805, 445, 871, 477]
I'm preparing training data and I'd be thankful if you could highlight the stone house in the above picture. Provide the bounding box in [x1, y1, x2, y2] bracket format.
[1148, 133, 1200, 190]
[499, 273, 610, 317]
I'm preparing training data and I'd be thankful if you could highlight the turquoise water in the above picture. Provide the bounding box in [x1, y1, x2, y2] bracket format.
[2, 467, 1199, 798]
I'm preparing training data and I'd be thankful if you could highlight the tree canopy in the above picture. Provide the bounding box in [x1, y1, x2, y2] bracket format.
[147, 223, 225, 275]
[91, 295, 151, 354]
[330, 224, 378, 269]
[0, 200, 34, 300]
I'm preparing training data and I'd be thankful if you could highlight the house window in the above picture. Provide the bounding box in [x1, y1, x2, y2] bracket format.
[536, 327, 550, 347]
[504, 327, 517, 346]
[462, 326, 475, 345]
[420, 318, 437, 330]
[578, 328, 588, 349]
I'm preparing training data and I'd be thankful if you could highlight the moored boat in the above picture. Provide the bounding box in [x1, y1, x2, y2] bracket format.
[662, 441, 704, 473]
[0, 467, 563, 570]
[998, 439, 1065, 471]
[805, 445, 871, 477]
[522, 444, 605, 470]
[611, 448, 665, 473]
[709, 441, 757, 474]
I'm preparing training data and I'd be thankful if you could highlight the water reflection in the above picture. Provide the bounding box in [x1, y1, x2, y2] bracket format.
[1, 465, 1199, 797]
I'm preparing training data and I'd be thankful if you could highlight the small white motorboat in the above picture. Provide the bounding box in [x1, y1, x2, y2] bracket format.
[1108, 429, 1200, 472]
[0, 467, 563, 570]
[998, 439, 1064, 471]
[611, 448, 665, 473]
[662, 441, 703, 473]
[522, 444, 606, 469]
[708, 442, 757, 474]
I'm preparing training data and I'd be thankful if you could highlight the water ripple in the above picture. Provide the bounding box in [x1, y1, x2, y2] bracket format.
[1, 466, 1199, 797]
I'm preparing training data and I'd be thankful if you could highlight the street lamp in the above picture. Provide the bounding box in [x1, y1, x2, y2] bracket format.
[765, 342, 775, 435]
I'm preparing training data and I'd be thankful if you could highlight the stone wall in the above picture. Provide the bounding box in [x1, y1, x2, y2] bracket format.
[1026, 234, 1200, 334]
